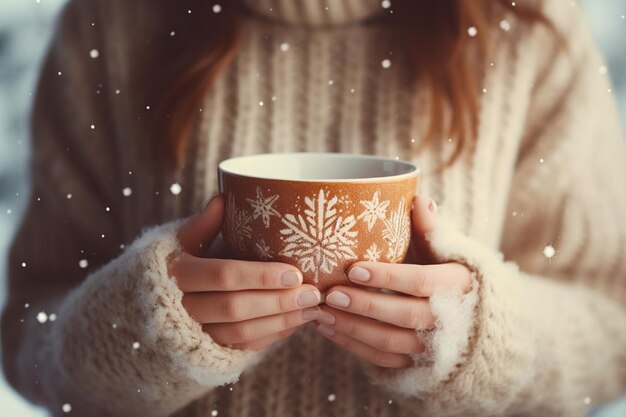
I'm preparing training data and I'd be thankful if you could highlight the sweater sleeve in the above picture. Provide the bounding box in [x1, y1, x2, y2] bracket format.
[360, 2, 626, 416]
[0, 2, 264, 416]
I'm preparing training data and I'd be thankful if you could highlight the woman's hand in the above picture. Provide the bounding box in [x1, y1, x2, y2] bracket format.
[314, 195, 472, 368]
[169, 195, 323, 351]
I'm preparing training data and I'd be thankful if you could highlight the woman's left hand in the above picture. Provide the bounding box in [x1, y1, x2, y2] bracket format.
[314, 195, 472, 368]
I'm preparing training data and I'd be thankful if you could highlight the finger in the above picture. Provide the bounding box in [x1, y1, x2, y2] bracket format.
[315, 323, 412, 369]
[171, 254, 303, 292]
[410, 194, 438, 264]
[324, 286, 435, 330]
[229, 326, 299, 351]
[177, 194, 224, 256]
[317, 306, 424, 354]
[204, 308, 318, 345]
[347, 262, 472, 297]
[183, 285, 321, 323]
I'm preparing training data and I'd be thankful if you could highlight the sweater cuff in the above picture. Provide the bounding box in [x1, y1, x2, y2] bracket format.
[361, 210, 536, 414]
[51, 220, 265, 415]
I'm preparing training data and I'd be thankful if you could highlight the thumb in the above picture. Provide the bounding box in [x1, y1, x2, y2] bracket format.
[177, 194, 224, 256]
[409, 194, 438, 264]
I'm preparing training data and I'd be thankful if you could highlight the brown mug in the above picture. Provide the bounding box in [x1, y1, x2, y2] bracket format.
[218, 152, 420, 292]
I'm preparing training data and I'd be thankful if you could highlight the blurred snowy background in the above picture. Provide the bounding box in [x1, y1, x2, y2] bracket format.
[0, 1, 625, 416]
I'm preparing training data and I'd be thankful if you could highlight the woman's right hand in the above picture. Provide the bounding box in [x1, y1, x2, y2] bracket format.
[168, 194, 322, 351]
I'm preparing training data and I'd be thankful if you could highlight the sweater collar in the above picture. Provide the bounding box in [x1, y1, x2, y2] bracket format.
[241, 0, 386, 27]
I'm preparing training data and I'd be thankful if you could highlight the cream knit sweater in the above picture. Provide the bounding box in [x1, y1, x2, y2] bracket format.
[2, 0, 626, 416]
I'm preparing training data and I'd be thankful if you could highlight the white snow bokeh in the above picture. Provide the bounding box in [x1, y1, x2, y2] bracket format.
[543, 244, 556, 259]
[169, 183, 182, 195]
[0, 1, 624, 417]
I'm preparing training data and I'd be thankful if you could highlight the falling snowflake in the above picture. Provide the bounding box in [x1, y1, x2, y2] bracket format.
[280, 42, 290, 52]
[584, 397, 592, 405]
[132, 342, 140, 350]
[543, 245, 556, 259]
[211, 410, 218, 417]
[62, 403, 72, 413]
[499, 19, 511, 31]
[279, 190, 358, 284]
[381, 198, 411, 263]
[79, 259, 88, 269]
[358, 191, 390, 231]
[255, 239, 273, 260]
[467, 26, 478, 37]
[224, 193, 253, 252]
[122, 187, 132, 197]
[89, 49, 99, 58]
[49, 313, 57, 322]
[170, 183, 182, 195]
[212, 4, 221, 13]
[381, 59, 391, 69]
[36, 312, 48, 323]
[381, 0, 391, 9]
[328, 393, 336, 402]
[246, 187, 280, 228]
[365, 243, 382, 262]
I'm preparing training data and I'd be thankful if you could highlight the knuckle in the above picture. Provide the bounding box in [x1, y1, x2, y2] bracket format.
[221, 296, 245, 321]
[380, 331, 403, 353]
[399, 305, 421, 329]
[371, 350, 394, 368]
[359, 296, 374, 317]
[280, 312, 293, 330]
[213, 263, 237, 290]
[259, 267, 275, 288]
[277, 293, 291, 313]
[230, 322, 253, 342]
[380, 267, 394, 289]
[414, 272, 431, 295]
[341, 317, 358, 338]
[335, 334, 352, 350]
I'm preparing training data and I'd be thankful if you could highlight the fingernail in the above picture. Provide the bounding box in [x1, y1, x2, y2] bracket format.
[348, 266, 371, 282]
[326, 291, 350, 308]
[297, 290, 321, 307]
[317, 325, 335, 337]
[281, 271, 302, 287]
[317, 311, 335, 325]
[301, 307, 320, 320]
[200, 193, 219, 213]
[428, 198, 438, 214]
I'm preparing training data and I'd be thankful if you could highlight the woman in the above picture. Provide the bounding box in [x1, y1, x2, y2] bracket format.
[2, 0, 625, 416]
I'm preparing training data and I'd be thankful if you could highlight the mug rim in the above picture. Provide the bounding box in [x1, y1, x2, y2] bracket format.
[218, 152, 420, 183]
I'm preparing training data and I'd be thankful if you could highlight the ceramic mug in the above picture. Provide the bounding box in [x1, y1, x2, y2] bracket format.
[218, 153, 420, 292]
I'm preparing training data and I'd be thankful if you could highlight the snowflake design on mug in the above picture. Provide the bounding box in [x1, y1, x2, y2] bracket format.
[246, 186, 280, 228]
[381, 197, 411, 263]
[364, 243, 382, 262]
[358, 191, 390, 231]
[224, 193, 253, 252]
[255, 239, 273, 260]
[279, 189, 358, 284]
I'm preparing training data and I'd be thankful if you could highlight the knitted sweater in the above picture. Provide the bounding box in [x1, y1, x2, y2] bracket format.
[2, 0, 626, 416]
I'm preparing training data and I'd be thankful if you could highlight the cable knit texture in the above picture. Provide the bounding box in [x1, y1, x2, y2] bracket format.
[2, 0, 626, 416]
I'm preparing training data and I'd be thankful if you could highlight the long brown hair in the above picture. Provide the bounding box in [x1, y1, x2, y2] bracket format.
[147, 0, 556, 170]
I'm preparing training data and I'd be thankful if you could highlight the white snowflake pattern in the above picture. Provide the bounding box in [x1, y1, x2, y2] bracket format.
[246, 186, 280, 228]
[381, 197, 411, 263]
[224, 193, 253, 252]
[364, 243, 382, 262]
[358, 191, 390, 231]
[255, 239, 273, 260]
[279, 189, 358, 283]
